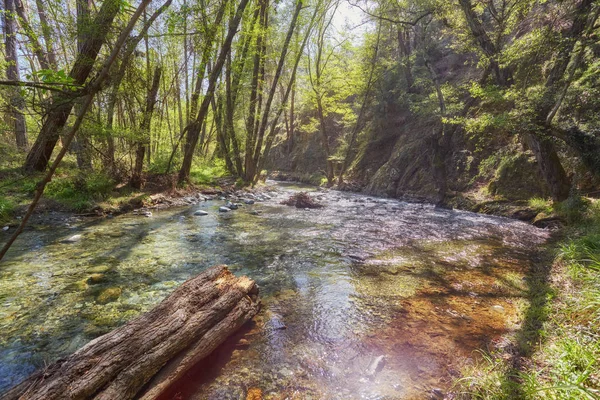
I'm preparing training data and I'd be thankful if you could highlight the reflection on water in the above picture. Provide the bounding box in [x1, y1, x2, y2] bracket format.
[0, 182, 549, 398]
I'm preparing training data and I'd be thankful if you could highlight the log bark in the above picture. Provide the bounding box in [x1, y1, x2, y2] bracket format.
[0, 265, 260, 400]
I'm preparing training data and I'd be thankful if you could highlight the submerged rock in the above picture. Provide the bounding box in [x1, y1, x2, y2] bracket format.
[365, 355, 385, 378]
[86, 274, 105, 284]
[64, 234, 83, 243]
[97, 287, 122, 304]
[194, 210, 208, 216]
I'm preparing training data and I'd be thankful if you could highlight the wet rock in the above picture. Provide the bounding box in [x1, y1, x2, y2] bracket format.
[267, 313, 287, 330]
[219, 207, 232, 213]
[194, 210, 209, 216]
[64, 234, 83, 243]
[430, 388, 444, 399]
[226, 202, 239, 210]
[365, 355, 385, 378]
[86, 273, 105, 284]
[65, 280, 88, 292]
[97, 287, 122, 304]
[243, 199, 255, 205]
[143, 211, 152, 217]
[88, 265, 111, 274]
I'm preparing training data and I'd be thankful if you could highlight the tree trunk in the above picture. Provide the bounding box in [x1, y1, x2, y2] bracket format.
[178, 0, 250, 184]
[131, 66, 161, 189]
[35, 0, 57, 68]
[524, 133, 570, 201]
[3, 0, 28, 149]
[0, 265, 260, 400]
[23, 0, 122, 172]
[249, 0, 303, 183]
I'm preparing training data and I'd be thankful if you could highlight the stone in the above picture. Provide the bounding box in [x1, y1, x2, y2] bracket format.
[87, 274, 105, 284]
[250, 210, 262, 216]
[431, 388, 444, 399]
[194, 210, 208, 216]
[219, 207, 231, 213]
[97, 287, 122, 304]
[491, 305, 505, 314]
[64, 234, 83, 243]
[268, 314, 287, 330]
[243, 199, 255, 205]
[365, 355, 385, 377]
[2, 226, 8, 231]
[226, 202, 239, 210]
[143, 211, 152, 217]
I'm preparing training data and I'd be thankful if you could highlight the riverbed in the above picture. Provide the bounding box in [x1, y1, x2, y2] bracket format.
[0, 182, 549, 399]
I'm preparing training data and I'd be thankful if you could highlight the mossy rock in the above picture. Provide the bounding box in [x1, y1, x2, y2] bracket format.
[488, 154, 548, 200]
[86, 273, 105, 284]
[97, 287, 122, 304]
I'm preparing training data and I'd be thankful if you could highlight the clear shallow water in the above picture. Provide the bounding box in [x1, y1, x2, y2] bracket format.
[0, 182, 549, 399]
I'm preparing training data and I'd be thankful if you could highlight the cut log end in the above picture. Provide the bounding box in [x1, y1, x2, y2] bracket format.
[0, 265, 260, 400]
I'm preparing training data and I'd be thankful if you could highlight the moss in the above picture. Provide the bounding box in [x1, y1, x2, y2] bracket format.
[487, 153, 548, 200]
[97, 287, 122, 304]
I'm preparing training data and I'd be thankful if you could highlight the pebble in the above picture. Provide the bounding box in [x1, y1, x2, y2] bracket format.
[64, 234, 83, 243]
[491, 304, 505, 314]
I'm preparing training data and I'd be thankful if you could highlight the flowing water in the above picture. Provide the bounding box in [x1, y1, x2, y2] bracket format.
[0, 182, 550, 399]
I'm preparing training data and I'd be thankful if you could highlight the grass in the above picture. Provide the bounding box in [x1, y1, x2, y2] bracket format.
[455, 199, 600, 399]
[189, 159, 228, 185]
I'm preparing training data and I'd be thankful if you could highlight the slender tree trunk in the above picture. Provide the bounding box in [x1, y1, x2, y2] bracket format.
[244, 0, 269, 182]
[3, 0, 28, 149]
[23, 0, 122, 172]
[131, 66, 161, 189]
[178, 0, 250, 184]
[14, 0, 51, 70]
[248, 0, 303, 183]
[35, 0, 57, 68]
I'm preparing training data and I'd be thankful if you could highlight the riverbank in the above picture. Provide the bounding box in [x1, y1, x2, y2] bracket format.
[454, 200, 600, 399]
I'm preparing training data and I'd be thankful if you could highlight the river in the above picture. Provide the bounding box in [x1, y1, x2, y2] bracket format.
[0, 182, 549, 399]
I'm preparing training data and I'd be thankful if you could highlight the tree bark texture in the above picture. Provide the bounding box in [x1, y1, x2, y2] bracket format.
[0, 265, 260, 400]
[3, 0, 28, 149]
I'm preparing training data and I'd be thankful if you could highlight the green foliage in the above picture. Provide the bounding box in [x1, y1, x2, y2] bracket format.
[45, 172, 115, 211]
[528, 197, 553, 214]
[189, 159, 228, 185]
[0, 197, 15, 224]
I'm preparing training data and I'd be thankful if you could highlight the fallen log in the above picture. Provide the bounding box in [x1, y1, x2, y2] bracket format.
[1, 265, 260, 400]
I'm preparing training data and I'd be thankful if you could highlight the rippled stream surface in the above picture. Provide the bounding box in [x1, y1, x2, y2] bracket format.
[0, 182, 550, 399]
